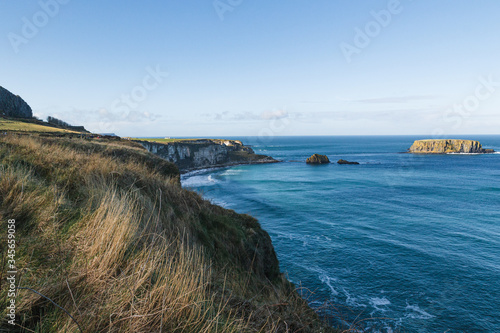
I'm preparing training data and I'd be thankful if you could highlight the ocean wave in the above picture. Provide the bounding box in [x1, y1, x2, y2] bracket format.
[181, 167, 220, 178]
[404, 304, 434, 320]
[275, 231, 333, 246]
[475, 187, 500, 192]
[370, 297, 391, 308]
[220, 169, 244, 176]
[343, 287, 364, 308]
[293, 263, 340, 297]
[181, 174, 219, 187]
[209, 198, 229, 208]
[319, 273, 339, 296]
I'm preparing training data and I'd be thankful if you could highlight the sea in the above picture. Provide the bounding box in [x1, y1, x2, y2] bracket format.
[180, 135, 500, 332]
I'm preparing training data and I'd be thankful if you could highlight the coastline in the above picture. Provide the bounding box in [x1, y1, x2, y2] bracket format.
[181, 135, 500, 332]
[179, 158, 281, 174]
[135, 138, 280, 172]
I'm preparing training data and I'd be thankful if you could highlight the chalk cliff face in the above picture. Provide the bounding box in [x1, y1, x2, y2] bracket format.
[0, 86, 33, 118]
[138, 139, 278, 171]
[409, 139, 493, 154]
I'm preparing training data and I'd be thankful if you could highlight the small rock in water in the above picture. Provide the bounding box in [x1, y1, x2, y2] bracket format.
[337, 159, 359, 165]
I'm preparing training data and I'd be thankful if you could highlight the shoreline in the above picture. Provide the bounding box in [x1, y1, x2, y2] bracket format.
[179, 158, 281, 174]
[180, 136, 500, 332]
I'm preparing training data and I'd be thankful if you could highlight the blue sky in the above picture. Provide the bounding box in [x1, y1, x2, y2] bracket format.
[1, 0, 499, 137]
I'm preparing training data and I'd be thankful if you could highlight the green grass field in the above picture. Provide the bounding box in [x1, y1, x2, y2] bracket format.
[0, 118, 81, 133]
[131, 138, 206, 143]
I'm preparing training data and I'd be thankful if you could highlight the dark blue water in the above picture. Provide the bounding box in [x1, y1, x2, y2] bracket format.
[181, 136, 500, 332]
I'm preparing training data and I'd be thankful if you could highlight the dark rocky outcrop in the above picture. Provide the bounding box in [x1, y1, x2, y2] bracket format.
[137, 139, 278, 172]
[409, 139, 495, 154]
[337, 159, 359, 165]
[0, 86, 33, 118]
[306, 154, 330, 164]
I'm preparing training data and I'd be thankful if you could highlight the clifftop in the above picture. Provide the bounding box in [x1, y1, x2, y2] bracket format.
[0, 86, 33, 118]
[0, 134, 332, 332]
[136, 138, 278, 172]
[409, 139, 495, 154]
[0, 117, 89, 134]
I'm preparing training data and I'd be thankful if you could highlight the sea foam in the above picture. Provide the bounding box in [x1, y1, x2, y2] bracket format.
[182, 174, 218, 187]
[404, 304, 434, 320]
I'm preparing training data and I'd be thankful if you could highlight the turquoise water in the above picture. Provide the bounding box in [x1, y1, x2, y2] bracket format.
[181, 136, 500, 332]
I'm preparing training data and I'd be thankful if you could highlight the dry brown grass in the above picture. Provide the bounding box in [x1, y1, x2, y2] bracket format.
[0, 134, 337, 332]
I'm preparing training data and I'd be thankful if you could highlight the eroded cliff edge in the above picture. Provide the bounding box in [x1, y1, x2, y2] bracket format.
[409, 139, 495, 154]
[136, 139, 279, 172]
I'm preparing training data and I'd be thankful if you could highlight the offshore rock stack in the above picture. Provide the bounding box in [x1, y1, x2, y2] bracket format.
[409, 139, 495, 154]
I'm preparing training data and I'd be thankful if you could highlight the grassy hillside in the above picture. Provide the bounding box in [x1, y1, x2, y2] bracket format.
[132, 138, 207, 143]
[0, 134, 335, 332]
[131, 138, 242, 144]
[0, 118, 83, 134]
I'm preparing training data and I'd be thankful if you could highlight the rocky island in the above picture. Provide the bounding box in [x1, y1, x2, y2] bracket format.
[409, 139, 495, 154]
[136, 138, 278, 172]
[306, 154, 330, 164]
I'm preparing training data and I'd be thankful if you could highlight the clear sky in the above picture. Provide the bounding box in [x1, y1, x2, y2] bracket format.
[1, 0, 499, 137]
